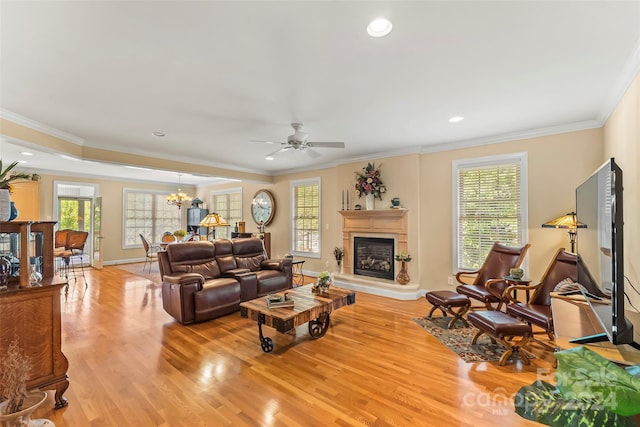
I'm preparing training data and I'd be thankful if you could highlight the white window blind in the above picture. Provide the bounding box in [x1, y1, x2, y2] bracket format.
[123, 189, 182, 248]
[291, 178, 321, 257]
[454, 154, 527, 271]
[210, 188, 242, 239]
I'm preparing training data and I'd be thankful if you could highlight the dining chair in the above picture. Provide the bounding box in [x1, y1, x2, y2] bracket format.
[140, 234, 162, 273]
[58, 230, 89, 286]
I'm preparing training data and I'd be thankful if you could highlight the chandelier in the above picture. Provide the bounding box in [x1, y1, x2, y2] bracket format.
[166, 174, 193, 209]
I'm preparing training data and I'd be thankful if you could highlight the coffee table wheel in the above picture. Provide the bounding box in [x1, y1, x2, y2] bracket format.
[308, 312, 330, 338]
[260, 337, 274, 353]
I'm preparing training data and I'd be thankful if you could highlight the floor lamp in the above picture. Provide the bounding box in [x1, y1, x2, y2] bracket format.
[198, 212, 230, 240]
[541, 211, 586, 253]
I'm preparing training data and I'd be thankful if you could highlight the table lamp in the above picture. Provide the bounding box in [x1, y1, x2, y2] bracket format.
[541, 211, 586, 253]
[198, 212, 230, 240]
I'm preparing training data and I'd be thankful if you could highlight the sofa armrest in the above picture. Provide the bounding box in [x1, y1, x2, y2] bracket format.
[260, 258, 292, 271]
[236, 272, 258, 301]
[163, 272, 205, 288]
[221, 268, 252, 278]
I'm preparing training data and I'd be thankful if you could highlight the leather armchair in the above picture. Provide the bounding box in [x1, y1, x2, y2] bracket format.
[456, 241, 531, 310]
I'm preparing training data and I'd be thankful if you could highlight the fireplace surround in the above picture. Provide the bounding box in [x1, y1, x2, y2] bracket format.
[339, 209, 408, 281]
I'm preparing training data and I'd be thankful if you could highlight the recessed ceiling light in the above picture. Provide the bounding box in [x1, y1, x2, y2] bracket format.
[448, 116, 464, 123]
[367, 18, 393, 37]
[151, 131, 165, 137]
[265, 156, 275, 161]
[20, 151, 33, 156]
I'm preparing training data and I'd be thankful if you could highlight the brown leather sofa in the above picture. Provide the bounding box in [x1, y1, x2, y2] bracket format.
[158, 238, 292, 324]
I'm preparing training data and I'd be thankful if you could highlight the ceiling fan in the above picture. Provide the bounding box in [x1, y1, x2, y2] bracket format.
[251, 123, 345, 159]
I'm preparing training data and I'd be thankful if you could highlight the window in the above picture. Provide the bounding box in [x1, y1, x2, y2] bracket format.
[453, 153, 528, 271]
[209, 188, 242, 239]
[291, 178, 321, 257]
[123, 189, 182, 248]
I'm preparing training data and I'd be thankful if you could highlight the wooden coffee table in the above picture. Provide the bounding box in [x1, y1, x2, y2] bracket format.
[240, 285, 356, 352]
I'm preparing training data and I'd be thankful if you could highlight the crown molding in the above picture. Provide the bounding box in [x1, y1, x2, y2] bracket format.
[0, 109, 86, 145]
[597, 38, 640, 124]
[420, 120, 602, 154]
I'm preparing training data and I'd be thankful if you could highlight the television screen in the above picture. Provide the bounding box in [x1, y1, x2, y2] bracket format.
[574, 158, 637, 348]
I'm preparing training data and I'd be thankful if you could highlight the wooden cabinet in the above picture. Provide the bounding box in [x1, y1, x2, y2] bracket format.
[0, 220, 69, 409]
[0, 284, 69, 409]
[10, 180, 40, 221]
[0, 221, 58, 288]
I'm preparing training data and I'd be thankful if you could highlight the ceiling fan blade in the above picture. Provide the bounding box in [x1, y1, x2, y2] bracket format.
[265, 147, 292, 158]
[249, 139, 282, 145]
[305, 148, 321, 158]
[307, 141, 345, 149]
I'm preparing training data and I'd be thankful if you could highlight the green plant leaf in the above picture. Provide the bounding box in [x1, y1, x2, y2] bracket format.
[515, 380, 637, 427]
[555, 346, 640, 416]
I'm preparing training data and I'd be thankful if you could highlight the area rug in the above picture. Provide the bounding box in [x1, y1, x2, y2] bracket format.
[413, 316, 514, 363]
[115, 262, 162, 284]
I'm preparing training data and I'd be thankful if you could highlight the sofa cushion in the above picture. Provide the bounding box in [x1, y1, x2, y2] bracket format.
[172, 259, 221, 279]
[236, 254, 265, 271]
[216, 255, 238, 272]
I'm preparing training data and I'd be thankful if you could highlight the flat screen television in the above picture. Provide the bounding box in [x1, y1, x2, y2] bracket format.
[572, 158, 639, 349]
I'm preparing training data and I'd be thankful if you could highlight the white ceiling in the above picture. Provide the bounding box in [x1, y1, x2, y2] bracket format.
[1, 1, 639, 185]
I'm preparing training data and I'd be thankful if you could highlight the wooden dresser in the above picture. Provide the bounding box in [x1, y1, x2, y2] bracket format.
[0, 284, 69, 409]
[0, 220, 69, 409]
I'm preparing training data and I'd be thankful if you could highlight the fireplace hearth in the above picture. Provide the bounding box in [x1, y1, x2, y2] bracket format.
[353, 237, 394, 280]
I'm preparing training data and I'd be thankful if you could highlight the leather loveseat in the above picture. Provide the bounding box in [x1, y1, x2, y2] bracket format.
[158, 238, 292, 324]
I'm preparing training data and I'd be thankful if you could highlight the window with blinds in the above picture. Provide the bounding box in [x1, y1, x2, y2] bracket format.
[291, 178, 321, 257]
[453, 153, 528, 271]
[210, 188, 242, 239]
[123, 189, 182, 248]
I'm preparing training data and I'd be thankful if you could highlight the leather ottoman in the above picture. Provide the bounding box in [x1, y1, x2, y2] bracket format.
[425, 290, 471, 329]
[467, 310, 533, 366]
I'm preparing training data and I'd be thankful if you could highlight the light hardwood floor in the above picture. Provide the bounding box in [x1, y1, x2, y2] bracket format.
[32, 265, 555, 426]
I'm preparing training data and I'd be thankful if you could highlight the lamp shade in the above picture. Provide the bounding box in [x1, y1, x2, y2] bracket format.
[541, 212, 586, 229]
[198, 212, 230, 228]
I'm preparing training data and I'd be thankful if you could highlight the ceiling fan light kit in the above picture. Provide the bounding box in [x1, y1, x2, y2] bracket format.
[252, 123, 346, 160]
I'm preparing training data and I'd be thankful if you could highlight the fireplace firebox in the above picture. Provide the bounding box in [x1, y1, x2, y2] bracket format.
[353, 237, 394, 280]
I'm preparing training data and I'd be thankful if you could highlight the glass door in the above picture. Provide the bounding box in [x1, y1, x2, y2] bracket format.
[58, 197, 92, 265]
[92, 196, 103, 269]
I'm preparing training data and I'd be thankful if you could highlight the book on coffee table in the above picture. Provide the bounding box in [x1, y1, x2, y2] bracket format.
[267, 293, 294, 309]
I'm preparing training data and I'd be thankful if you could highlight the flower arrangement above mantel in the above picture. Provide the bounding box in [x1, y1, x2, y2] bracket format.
[354, 162, 386, 200]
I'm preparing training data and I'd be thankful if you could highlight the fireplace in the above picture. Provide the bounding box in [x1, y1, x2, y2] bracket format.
[353, 237, 394, 280]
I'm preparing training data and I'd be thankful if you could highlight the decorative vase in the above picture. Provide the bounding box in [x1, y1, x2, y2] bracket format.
[29, 264, 42, 286]
[0, 189, 10, 222]
[336, 259, 342, 274]
[0, 391, 48, 427]
[8, 202, 18, 221]
[396, 261, 410, 285]
[365, 194, 374, 210]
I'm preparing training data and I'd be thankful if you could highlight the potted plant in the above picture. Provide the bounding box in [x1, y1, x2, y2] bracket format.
[0, 160, 31, 222]
[333, 247, 344, 272]
[394, 251, 412, 284]
[313, 271, 332, 292]
[0, 339, 49, 426]
[173, 229, 187, 241]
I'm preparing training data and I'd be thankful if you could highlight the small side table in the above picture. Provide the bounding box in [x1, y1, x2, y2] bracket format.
[504, 276, 533, 303]
[291, 260, 305, 286]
